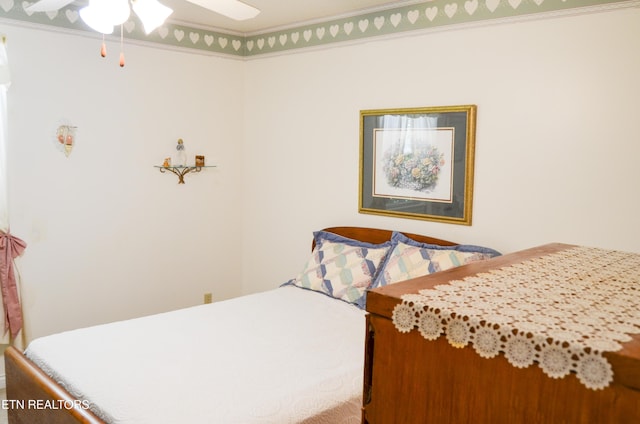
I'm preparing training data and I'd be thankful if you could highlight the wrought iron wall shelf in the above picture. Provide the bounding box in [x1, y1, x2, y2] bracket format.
[154, 165, 215, 184]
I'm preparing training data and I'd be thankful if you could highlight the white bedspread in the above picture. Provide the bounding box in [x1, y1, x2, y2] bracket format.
[25, 286, 366, 424]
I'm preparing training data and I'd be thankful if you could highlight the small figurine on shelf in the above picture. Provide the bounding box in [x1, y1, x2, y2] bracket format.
[163, 157, 171, 168]
[175, 138, 187, 167]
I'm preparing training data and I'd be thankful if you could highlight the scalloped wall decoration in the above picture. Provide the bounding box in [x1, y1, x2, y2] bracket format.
[0, 0, 638, 57]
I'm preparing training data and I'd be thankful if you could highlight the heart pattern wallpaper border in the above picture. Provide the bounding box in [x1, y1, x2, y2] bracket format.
[0, 0, 637, 57]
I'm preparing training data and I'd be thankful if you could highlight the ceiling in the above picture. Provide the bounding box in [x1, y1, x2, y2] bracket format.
[161, 0, 416, 34]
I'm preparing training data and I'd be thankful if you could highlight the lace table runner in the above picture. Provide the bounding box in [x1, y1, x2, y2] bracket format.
[391, 246, 640, 390]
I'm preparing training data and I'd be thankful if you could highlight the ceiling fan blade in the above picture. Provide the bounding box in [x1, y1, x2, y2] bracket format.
[25, 0, 76, 12]
[185, 0, 260, 21]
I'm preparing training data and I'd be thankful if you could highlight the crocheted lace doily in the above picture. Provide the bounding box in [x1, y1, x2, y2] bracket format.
[392, 246, 640, 390]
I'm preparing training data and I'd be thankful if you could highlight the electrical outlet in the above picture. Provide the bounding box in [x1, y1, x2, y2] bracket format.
[203, 293, 213, 304]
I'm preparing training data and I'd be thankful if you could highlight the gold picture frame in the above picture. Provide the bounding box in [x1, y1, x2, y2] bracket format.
[359, 105, 477, 225]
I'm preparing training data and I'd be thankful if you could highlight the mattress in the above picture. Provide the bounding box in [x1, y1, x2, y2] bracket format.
[25, 286, 366, 423]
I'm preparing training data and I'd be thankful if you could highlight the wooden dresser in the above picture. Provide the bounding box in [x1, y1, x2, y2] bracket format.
[362, 243, 640, 424]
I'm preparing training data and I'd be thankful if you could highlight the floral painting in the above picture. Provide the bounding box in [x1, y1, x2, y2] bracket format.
[373, 128, 454, 203]
[383, 145, 444, 191]
[359, 105, 476, 225]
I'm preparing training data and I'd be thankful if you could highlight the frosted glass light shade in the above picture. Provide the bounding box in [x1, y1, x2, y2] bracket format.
[109, 0, 132, 25]
[80, 0, 131, 35]
[79, 5, 114, 34]
[131, 0, 174, 34]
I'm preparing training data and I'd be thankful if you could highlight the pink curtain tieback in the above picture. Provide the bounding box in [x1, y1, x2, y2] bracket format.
[0, 231, 26, 338]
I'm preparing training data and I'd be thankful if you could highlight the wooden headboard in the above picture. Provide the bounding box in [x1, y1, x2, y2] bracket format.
[313, 226, 457, 250]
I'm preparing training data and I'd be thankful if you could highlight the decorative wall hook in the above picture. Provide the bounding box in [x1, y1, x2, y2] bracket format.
[55, 125, 77, 157]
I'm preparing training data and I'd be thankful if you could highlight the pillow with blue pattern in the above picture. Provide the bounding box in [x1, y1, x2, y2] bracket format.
[283, 231, 393, 309]
[371, 232, 501, 289]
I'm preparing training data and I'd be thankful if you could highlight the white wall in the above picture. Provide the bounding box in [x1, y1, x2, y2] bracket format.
[241, 8, 640, 294]
[3, 7, 640, 342]
[4, 25, 245, 341]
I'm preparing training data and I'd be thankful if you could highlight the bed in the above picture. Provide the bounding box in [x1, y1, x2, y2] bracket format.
[4, 226, 499, 424]
[362, 243, 640, 422]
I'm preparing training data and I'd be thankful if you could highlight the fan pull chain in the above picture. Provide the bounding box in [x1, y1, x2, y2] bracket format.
[119, 25, 125, 67]
[100, 34, 106, 58]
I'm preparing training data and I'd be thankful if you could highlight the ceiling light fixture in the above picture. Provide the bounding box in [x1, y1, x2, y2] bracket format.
[25, 0, 260, 67]
[76, 0, 172, 67]
[79, 0, 173, 35]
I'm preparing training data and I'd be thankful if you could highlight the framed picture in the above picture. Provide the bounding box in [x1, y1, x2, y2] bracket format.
[359, 105, 477, 225]
[195, 155, 205, 167]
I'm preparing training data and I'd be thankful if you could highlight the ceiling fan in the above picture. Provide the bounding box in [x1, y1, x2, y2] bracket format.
[26, 0, 260, 34]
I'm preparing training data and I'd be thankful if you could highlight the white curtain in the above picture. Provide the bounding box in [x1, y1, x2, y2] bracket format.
[0, 36, 9, 230]
[0, 36, 26, 348]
